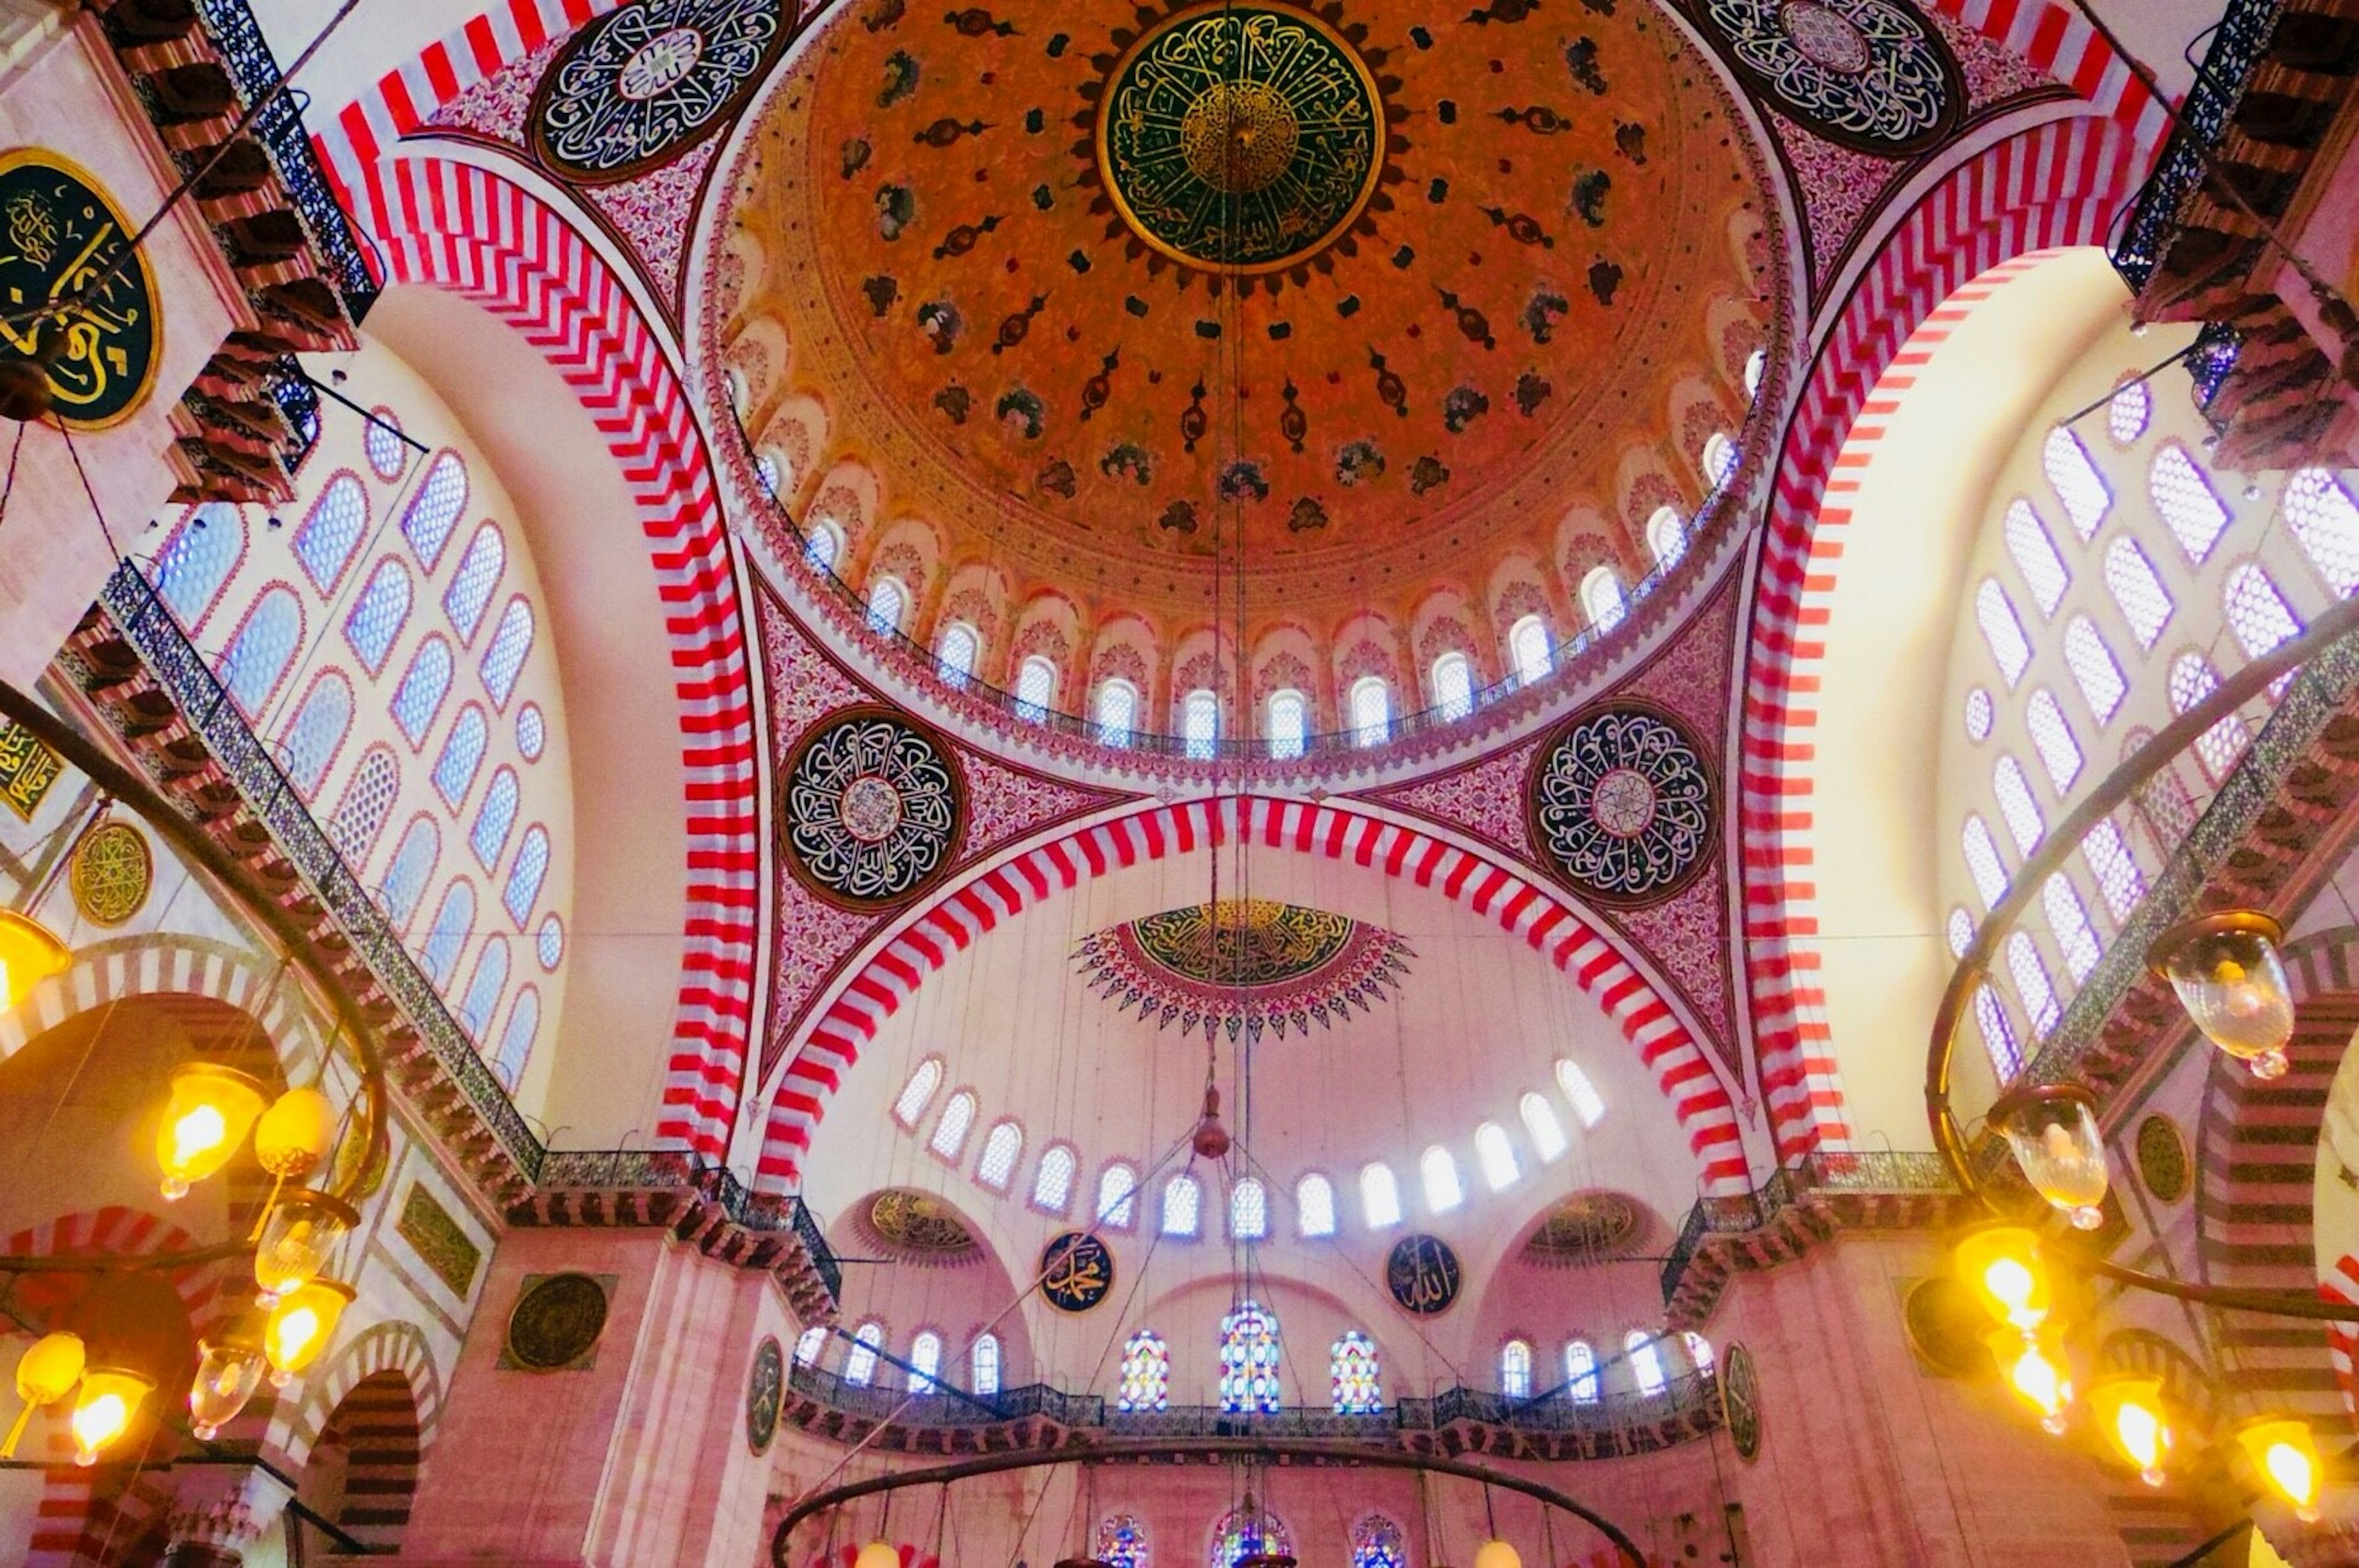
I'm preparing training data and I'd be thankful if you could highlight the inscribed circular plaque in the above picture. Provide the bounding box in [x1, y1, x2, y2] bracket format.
[2136, 1114, 2190, 1204]
[1695, 0, 1962, 157]
[1720, 1340, 1762, 1461]
[506, 1272, 610, 1370]
[1528, 702, 1716, 907]
[745, 1335, 784, 1453]
[781, 706, 965, 910]
[0, 150, 160, 427]
[1385, 1233, 1461, 1316]
[69, 821, 151, 927]
[530, 0, 792, 183]
[1040, 1231, 1114, 1313]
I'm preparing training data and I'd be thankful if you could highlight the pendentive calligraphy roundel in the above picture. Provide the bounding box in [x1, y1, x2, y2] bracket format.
[0, 150, 159, 429]
[531, 0, 795, 184]
[745, 1335, 784, 1453]
[1696, 0, 1962, 157]
[1039, 1231, 1115, 1313]
[782, 705, 966, 910]
[1528, 701, 1716, 908]
[1385, 1233, 1461, 1316]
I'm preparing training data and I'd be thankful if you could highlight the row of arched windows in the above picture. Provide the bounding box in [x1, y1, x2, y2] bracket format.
[1498, 1330, 1712, 1401]
[1083, 1505, 1403, 1568]
[796, 1320, 1005, 1397]
[891, 1057, 1609, 1233]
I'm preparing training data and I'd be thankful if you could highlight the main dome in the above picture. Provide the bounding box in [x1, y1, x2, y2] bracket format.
[717, 0, 1774, 733]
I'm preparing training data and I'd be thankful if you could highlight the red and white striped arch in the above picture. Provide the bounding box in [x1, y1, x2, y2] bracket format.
[366, 155, 761, 1158]
[753, 795, 1753, 1195]
[1735, 114, 2152, 1161]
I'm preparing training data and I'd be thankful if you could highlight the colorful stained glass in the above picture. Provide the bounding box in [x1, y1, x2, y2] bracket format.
[1330, 1330, 1382, 1413]
[1219, 1301, 1281, 1413]
[1117, 1330, 1168, 1412]
[1208, 1505, 1292, 1568]
[1097, 1513, 1149, 1568]
[1350, 1516, 1407, 1568]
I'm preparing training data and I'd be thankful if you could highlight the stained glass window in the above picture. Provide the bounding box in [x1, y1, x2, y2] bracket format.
[400, 453, 469, 568]
[976, 1120, 1022, 1191]
[929, 1091, 976, 1160]
[443, 524, 506, 642]
[2287, 467, 2359, 596]
[2003, 500, 2070, 617]
[939, 622, 979, 685]
[1432, 652, 1474, 720]
[1976, 579, 2031, 687]
[1555, 1059, 1606, 1127]
[460, 936, 509, 1037]
[1350, 1517, 1406, 1568]
[283, 673, 352, 797]
[1993, 755, 2044, 856]
[1098, 679, 1139, 747]
[1117, 1330, 1168, 1411]
[2043, 875, 2100, 983]
[2008, 930, 2060, 1036]
[1965, 687, 1993, 741]
[1359, 1163, 1401, 1228]
[471, 766, 520, 868]
[1947, 907, 1974, 960]
[2169, 652, 2248, 781]
[908, 1331, 942, 1392]
[867, 576, 906, 635]
[2081, 818, 2145, 923]
[2024, 690, 2083, 792]
[971, 1332, 1001, 1395]
[344, 558, 412, 675]
[1419, 1146, 1464, 1212]
[1500, 1338, 1532, 1398]
[1218, 1301, 1281, 1414]
[381, 817, 439, 929]
[2150, 442, 2232, 564]
[1349, 676, 1390, 747]
[2064, 615, 2127, 724]
[1209, 1506, 1291, 1568]
[1097, 1163, 1140, 1228]
[1331, 1331, 1382, 1414]
[1580, 566, 1626, 631]
[494, 987, 538, 1090]
[516, 702, 546, 760]
[843, 1322, 883, 1386]
[1627, 1331, 1667, 1396]
[1647, 506, 1686, 569]
[1017, 655, 1057, 723]
[392, 636, 455, 745]
[1974, 985, 2021, 1078]
[221, 587, 304, 714]
[154, 504, 244, 624]
[480, 598, 534, 709]
[1297, 1174, 1336, 1238]
[2103, 538, 2174, 649]
[891, 1059, 941, 1126]
[295, 475, 367, 592]
[1474, 1122, 1519, 1191]
[1266, 690, 1307, 760]
[1230, 1177, 1267, 1241]
[420, 880, 474, 987]
[1183, 689, 1221, 759]
[1566, 1340, 1599, 1402]
[1508, 615, 1552, 683]
[2043, 426, 2110, 539]
[503, 826, 549, 924]
[2107, 379, 2151, 445]
[1162, 1173, 1201, 1238]
[1520, 1093, 1568, 1161]
[2224, 562, 2302, 660]
[794, 1326, 827, 1365]
[1031, 1143, 1076, 1214]
[1962, 816, 2008, 911]
[326, 747, 399, 864]
[1097, 1514, 1149, 1568]
[433, 704, 489, 806]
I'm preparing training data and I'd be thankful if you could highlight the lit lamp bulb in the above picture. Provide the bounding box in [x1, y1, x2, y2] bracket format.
[252, 1191, 357, 1307]
[1954, 1225, 2052, 1333]
[854, 1542, 901, 1568]
[248, 1086, 338, 1238]
[68, 1368, 153, 1467]
[188, 1336, 267, 1439]
[1991, 1085, 2111, 1231]
[1985, 1326, 2073, 1435]
[1473, 1540, 1522, 1568]
[155, 1063, 267, 1200]
[0, 909, 71, 1013]
[2236, 1418, 2323, 1523]
[262, 1279, 353, 1387]
[2090, 1376, 2172, 1487]
[3, 1330, 84, 1458]
[2152, 913, 2296, 1080]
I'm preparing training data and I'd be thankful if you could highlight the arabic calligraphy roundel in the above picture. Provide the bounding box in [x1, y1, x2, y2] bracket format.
[1698, 0, 1962, 157]
[1528, 701, 1716, 908]
[531, 0, 794, 184]
[0, 151, 158, 429]
[783, 706, 965, 910]
[1040, 1231, 1114, 1313]
[1385, 1233, 1461, 1316]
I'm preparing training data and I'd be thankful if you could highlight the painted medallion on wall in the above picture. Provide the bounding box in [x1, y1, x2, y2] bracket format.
[1074, 897, 1414, 1043]
[781, 705, 965, 910]
[1720, 1340, 1761, 1459]
[1385, 1233, 1461, 1316]
[866, 1188, 981, 1260]
[531, 0, 796, 184]
[1692, 0, 1962, 157]
[69, 820, 151, 927]
[506, 1271, 611, 1370]
[1522, 1191, 1642, 1265]
[1039, 1230, 1114, 1313]
[1091, 3, 1392, 274]
[0, 150, 160, 428]
[1528, 701, 1716, 908]
[2135, 1114, 2189, 1204]
[746, 1335, 784, 1453]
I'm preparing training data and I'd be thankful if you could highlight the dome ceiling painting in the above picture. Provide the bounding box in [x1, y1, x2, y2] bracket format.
[1073, 895, 1415, 1042]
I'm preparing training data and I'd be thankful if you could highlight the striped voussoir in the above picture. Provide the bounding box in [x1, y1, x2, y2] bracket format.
[365, 155, 762, 1161]
[272, 1319, 442, 1476]
[753, 795, 1751, 1195]
[1735, 113, 2151, 1165]
[0, 935, 323, 1083]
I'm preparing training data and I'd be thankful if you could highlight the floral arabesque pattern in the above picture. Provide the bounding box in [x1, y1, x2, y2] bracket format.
[1529, 704, 1715, 907]
[782, 707, 964, 908]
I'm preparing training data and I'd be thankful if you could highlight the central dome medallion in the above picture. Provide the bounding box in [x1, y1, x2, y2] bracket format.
[1095, 5, 1386, 273]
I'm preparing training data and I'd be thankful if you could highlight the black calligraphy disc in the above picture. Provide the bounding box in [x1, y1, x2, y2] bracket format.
[745, 1335, 784, 1454]
[1720, 1340, 1762, 1461]
[1385, 1233, 1461, 1316]
[1039, 1231, 1114, 1313]
[0, 151, 160, 429]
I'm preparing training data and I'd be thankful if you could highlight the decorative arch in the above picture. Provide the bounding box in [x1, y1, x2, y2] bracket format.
[753, 796, 1748, 1193]
[0, 934, 327, 1083]
[272, 1318, 444, 1470]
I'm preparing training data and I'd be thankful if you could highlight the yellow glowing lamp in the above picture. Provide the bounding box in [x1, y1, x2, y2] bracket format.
[2150, 913, 2296, 1080]
[263, 1279, 353, 1387]
[1954, 1225, 2052, 1332]
[188, 1336, 267, 1440]
[69, 1367, 153, 1467]
[1985, 1325, 2073, 1435]
[1471, 1542, 1522, 1568]
[2089, 1376, 2172, 1487]
[854, 1542, 901, 1568]
[2, 1330, 85, 1458]
[0, 909, 71, 1013]
[156, 1063, 268, 1201]
[254, 1087, 336, 1180]
[253, 1191, 358, 1307]
[2236, 1417, 2323, 1523]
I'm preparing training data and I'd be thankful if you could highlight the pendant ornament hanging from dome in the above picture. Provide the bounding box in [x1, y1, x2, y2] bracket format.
[1073, 897, 1413, 1041]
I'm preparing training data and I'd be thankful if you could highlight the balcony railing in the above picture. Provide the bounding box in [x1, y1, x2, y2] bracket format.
[1658, 1150, 1961, 1303]
[534, 1149, 840, 1297]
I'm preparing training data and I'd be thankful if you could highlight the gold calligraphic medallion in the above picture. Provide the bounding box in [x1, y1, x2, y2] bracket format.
[1039, 1231, 1114, 1313]
[506, 1271, 611, 1370]
[1720, 1341, 1762, 1461]
[0, 150, 160, 428]
[0, 721, 61, 821]
[69, 821, 150, 927]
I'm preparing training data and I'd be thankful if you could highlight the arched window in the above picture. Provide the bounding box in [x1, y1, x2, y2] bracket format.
[1975, 579, 2030, 687]
[1182, 688, 1221, 759]
[1579, 566, 1626, 631]
[725, 369, 749, 415]
[971, 1332, 1001, 1396]
[2082, 819, 2146, 922]
[2150, 442, 2232, 564]
[2043, 875, 2101, 983]
[1992, 755, 2044, 855]
[753, 450, 783, 499]
[976, 1119, 1023, 1190]
[1331, 1331, 1382, 1414]
[928, 1090, 976, 1160]
[326, 747, 399, 864]
[1500, 1338, 1533, 1398]
[1474, 1121, 1519, 1192]
[1359, 1163, 1402, 1228]
[1974, 985, 2022, 1078]
[1160, 1172, 1201, 1238]
[2287, 467, 2359, 595]
[471, 766, 520, 868]
[1097, 1161, 1139, 1228]
[2103, 537, 2175, 649]
[804, 518, 843, 572]
[1015, 655, 1057, 722]
[1683, 1332, 1716, 1376]
[1508, 615, 1552, 683]
[1947, 907, 1975, 959]
[381, 817, 439, 928]
[1419, 1146, 1464, 1212]
[433, 704, 489, 806]
[1032, 1142, 1077, 1214]
[295, 475, 367, 592]
[516, 703, 547, 761]
[1266, 688, 1307, 760]
[391, 636, 455, 745]
[400, 452, 469, 568]
[1965, 687, 1994, 741]
[1097, 1516, 1148, 1568]
[2169, 652, 2248, 780]
[2024, 691, 2082, 793]
[2063, 615, 2127, 724]
[442, 523, 506, 643]
[907, 1330, 942, 1392]
[460, 936, 509, 1037]
[343, 558, 412, 675]
[1701, 431, 1738, 486]
[794, 1326, 827, 1366]
[2007, 930, 2060, 1036]
[221, 587, 303, 714]
[939, 622, 979, 685]
[1230, 1177, 1268, 1241]
[1626, 1331, 1667, 1396]
[2003, 499, 2070, 617]
[283, 673, 352, 797]
[1431, 652, 1474, 720]
[1743, 346, 1767, 398]
[1097, 679, 1139, 747]
[1962, 815, 2009, 911]
[1296, 1173, 1336, 1238]
[155, 505, 244, 625]
[480, 597, 534, 708]
[536, 914, 564, 969]
[843, 1322, 884, 1386]
[2108, 379, 2151, 444]
[2042, 427, 2110, 539]
[1519, 1091, 1568, 1160]
[1210, 1506, 1291, 1568]
[493, 987, 538, 1090]
[1118, 1330, 1170, 1411]
[1218, 1300, 1281, 1414]
[866, 575, 906, 635]
[2224, 562, 2302, 659]
[1348, 676, 1390, 746]
[503, 826, 550, 923]
[420, 880, 475, 987]
[1566, 1340, 1600, 1402]
[892, 1058, 943, 1126]
[1555, 1059, 1606, 1128]
[1647, 506, 1687, 569]
[364, 409, 407, 480]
